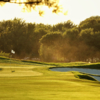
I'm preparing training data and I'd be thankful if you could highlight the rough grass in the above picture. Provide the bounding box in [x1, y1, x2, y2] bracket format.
[0, 57, 100, 100]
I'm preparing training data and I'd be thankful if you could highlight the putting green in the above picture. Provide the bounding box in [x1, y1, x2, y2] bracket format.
[0, 67, 43, 77]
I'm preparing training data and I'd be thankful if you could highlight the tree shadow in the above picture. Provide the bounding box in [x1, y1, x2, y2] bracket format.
[0, 68, 3, 71]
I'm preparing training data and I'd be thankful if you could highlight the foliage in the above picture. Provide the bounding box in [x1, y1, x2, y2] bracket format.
[79, 16, 100, 32]
[0, 16, 100, 62]
[39, 32, 63, 61]
[0, 51, 10, 57]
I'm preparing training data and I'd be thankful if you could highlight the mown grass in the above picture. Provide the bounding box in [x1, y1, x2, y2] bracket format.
[0, 57, 100, 100]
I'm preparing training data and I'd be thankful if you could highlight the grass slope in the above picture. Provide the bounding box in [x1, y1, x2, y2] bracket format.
[0, 57, 100, 100]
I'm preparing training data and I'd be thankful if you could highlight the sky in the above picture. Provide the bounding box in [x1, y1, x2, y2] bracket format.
[0, 0, 100, 25]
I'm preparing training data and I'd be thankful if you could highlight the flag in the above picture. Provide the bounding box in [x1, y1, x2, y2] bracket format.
[11, 50, 15, 54]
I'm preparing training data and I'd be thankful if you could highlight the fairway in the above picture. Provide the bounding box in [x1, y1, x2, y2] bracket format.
[0, 59, 100, 100]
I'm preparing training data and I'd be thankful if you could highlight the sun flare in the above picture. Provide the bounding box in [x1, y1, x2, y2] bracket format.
[0, 0, 100, 25]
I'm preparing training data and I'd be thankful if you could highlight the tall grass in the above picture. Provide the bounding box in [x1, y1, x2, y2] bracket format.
[0, 51, 10, 57]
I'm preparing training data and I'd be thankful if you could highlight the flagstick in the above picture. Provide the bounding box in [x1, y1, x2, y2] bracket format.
[11, 50, 15, 72]
[10, 53, 12, 72]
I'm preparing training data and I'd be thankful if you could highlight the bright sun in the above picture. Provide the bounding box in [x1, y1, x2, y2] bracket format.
[0, 0, 100, 25]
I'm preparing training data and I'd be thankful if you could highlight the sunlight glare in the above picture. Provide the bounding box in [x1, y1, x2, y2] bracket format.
[0, 0, 100, 25]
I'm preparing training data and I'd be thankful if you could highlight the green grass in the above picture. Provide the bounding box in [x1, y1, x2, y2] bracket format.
[0, 57, 100, 100]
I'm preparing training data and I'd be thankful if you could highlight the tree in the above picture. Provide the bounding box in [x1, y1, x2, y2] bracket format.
[79, 16, 100, 32]
[52, 20, 76, 32]
[0, 18, 49, 58]
[39, 32, 63, 61]
[31, 27, 48, 58]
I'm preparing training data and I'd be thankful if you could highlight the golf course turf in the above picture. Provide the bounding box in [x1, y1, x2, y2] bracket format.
[0, 57, 100, 100]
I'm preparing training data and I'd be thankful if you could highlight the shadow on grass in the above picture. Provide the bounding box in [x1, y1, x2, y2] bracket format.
[72, 71, 97, 81]
[0, 56, 9, 60]
[0, 68, 3, 71]
[21, 60, 55, 66]
[22, 60, 44, 64]
[77, 74, 96, 81]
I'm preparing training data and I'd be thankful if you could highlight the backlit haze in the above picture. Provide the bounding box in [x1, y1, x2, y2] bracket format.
[0, 0, 100, 25]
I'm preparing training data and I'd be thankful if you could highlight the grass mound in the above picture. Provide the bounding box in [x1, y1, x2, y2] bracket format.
[72, 71, 97, 81]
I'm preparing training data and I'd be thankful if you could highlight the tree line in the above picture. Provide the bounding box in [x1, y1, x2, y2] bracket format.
[0, 16, 100, 62]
